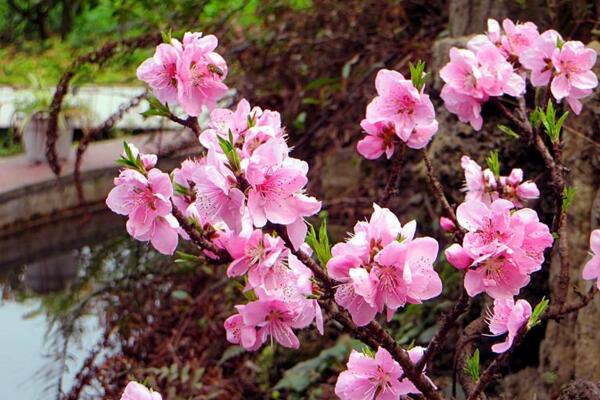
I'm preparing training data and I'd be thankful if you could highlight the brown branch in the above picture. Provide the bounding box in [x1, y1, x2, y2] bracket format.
[415, 288, 469, 373]
[380, 144, 406, 206]
[495, 99, 570, 312]
[75, 91, 148, 202]
[170, 204, 231, 263]
[454, 316, 488, 399]
[467, 324, 528, 400]
[422, 149, 461, 233]
[46, 33, 162, 176]
[168, 114, 200, 137]
[544, 286, 599, 321]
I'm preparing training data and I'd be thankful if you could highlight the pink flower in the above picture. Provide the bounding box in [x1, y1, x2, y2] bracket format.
[106, 168, 179, 255]
[501, 19, 540, 57]
[460, 156, 539, 208]
[365, 69, 436, 141]
[520, 30, 561, 87]
[564, 86, 594, 115]
[461, 155, 498, 204]
[172, 158, 203, 214]
[246, 140, 321, 244]
[499, 168, 540, 207]
[440, 86, 485, 130]
[225, 230, 287, 288]
[176, 34, 228, 116]
[582, 230, 600, 289]
[356, 119, 397, 160]
[550, 41, 598, 102]
[137, 43, 180, 104]
[486, 298, 532, 353]
[327, 252, 377, 326]
[371, 239, 443, 320]
[327, 204, 433, 325]
[468, 19, 504, 54]
[447, 199, 552, 299]
[352, 203, 417, 261]
[476, 43, 525, 97]
[440, 48, 486, 99]
[335, 346, 429, 400]
[224, 311, 260, 351]
[239, 297, 306, 349]
[199, 99, 252, 150]
[120, 381, 162, 400]
[193, 150, 245, 232]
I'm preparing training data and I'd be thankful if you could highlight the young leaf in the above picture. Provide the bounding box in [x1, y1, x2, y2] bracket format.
[306, 213, 332, 266]
[486, 150, 501, 177]
[161, 29, 173, 44]
[498, 124, 520, 139]
[562, 186, 576, 211]
[527, 296, 549, 329]
[465, 349, 480, 381]
[409, 60, 428, 92]
[141, 95, 171, 119]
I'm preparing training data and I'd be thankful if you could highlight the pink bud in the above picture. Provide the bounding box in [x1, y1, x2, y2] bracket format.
[445, 244, 472, 269]
[440, 217, 456, 232]
[516, 181, 540, 200]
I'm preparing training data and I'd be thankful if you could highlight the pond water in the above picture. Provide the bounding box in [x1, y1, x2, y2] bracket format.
[0, 208, 136, 399]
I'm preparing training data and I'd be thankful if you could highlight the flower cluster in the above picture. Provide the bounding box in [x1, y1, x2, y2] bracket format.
[137, 32, 228, 116]
[106, 144, 180, 255]
[461, 155, 539, 208]
[223, 233, 323, 350]
[335, 346, 433, 399]
[357, 69, 438, 160]
[445, 199, 553, 299]
[441, 18, 598, 129]
[326, 204, 442, 326]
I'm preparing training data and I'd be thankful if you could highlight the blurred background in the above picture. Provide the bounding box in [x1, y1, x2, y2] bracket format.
[0, 1, 598, 399]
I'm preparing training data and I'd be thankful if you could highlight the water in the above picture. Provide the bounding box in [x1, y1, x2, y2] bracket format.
[0, 209, 135, 400]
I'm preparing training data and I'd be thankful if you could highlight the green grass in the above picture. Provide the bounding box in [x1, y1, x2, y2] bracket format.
[0, 39, 152, 87]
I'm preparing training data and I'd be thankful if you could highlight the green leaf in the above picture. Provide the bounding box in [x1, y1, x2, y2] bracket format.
[409, 60, 428, 92]
[171, 290, 192, 301]
[562, 186, 576, 211]
[528, 296, 550, 329]
[486, 150, 501, 177]
[273, 336, 352, 393]
[218, 345, 246, 366]
[161, 29, 173, 44]
[141, 95, 171, 119]
[535, 100, 568, 143]
[498, 124, 520, 139]
[216, 130, 241, 172]
[306, 213, 332, 266]
[465, 348, 480, 381]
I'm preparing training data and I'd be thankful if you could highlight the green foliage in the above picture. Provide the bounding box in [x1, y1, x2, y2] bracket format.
[531, 101, 569, 143]
[306, 212, 332, 266]
[465, 349, 480, 381]
[273, 335, 352, 393]
[217, 130, 242, 173]
[562, 186, 576, 211]
[141, 95, 172, 119]
[498, 124, 520, 139]
[485, 150, 501, 177]
[528, 296, 549, 329]
[409, 60, 428, 92]
[116, 141, 146, 174]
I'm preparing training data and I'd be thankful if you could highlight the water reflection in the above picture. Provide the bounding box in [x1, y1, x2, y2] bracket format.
[0, 207, 152, 399]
